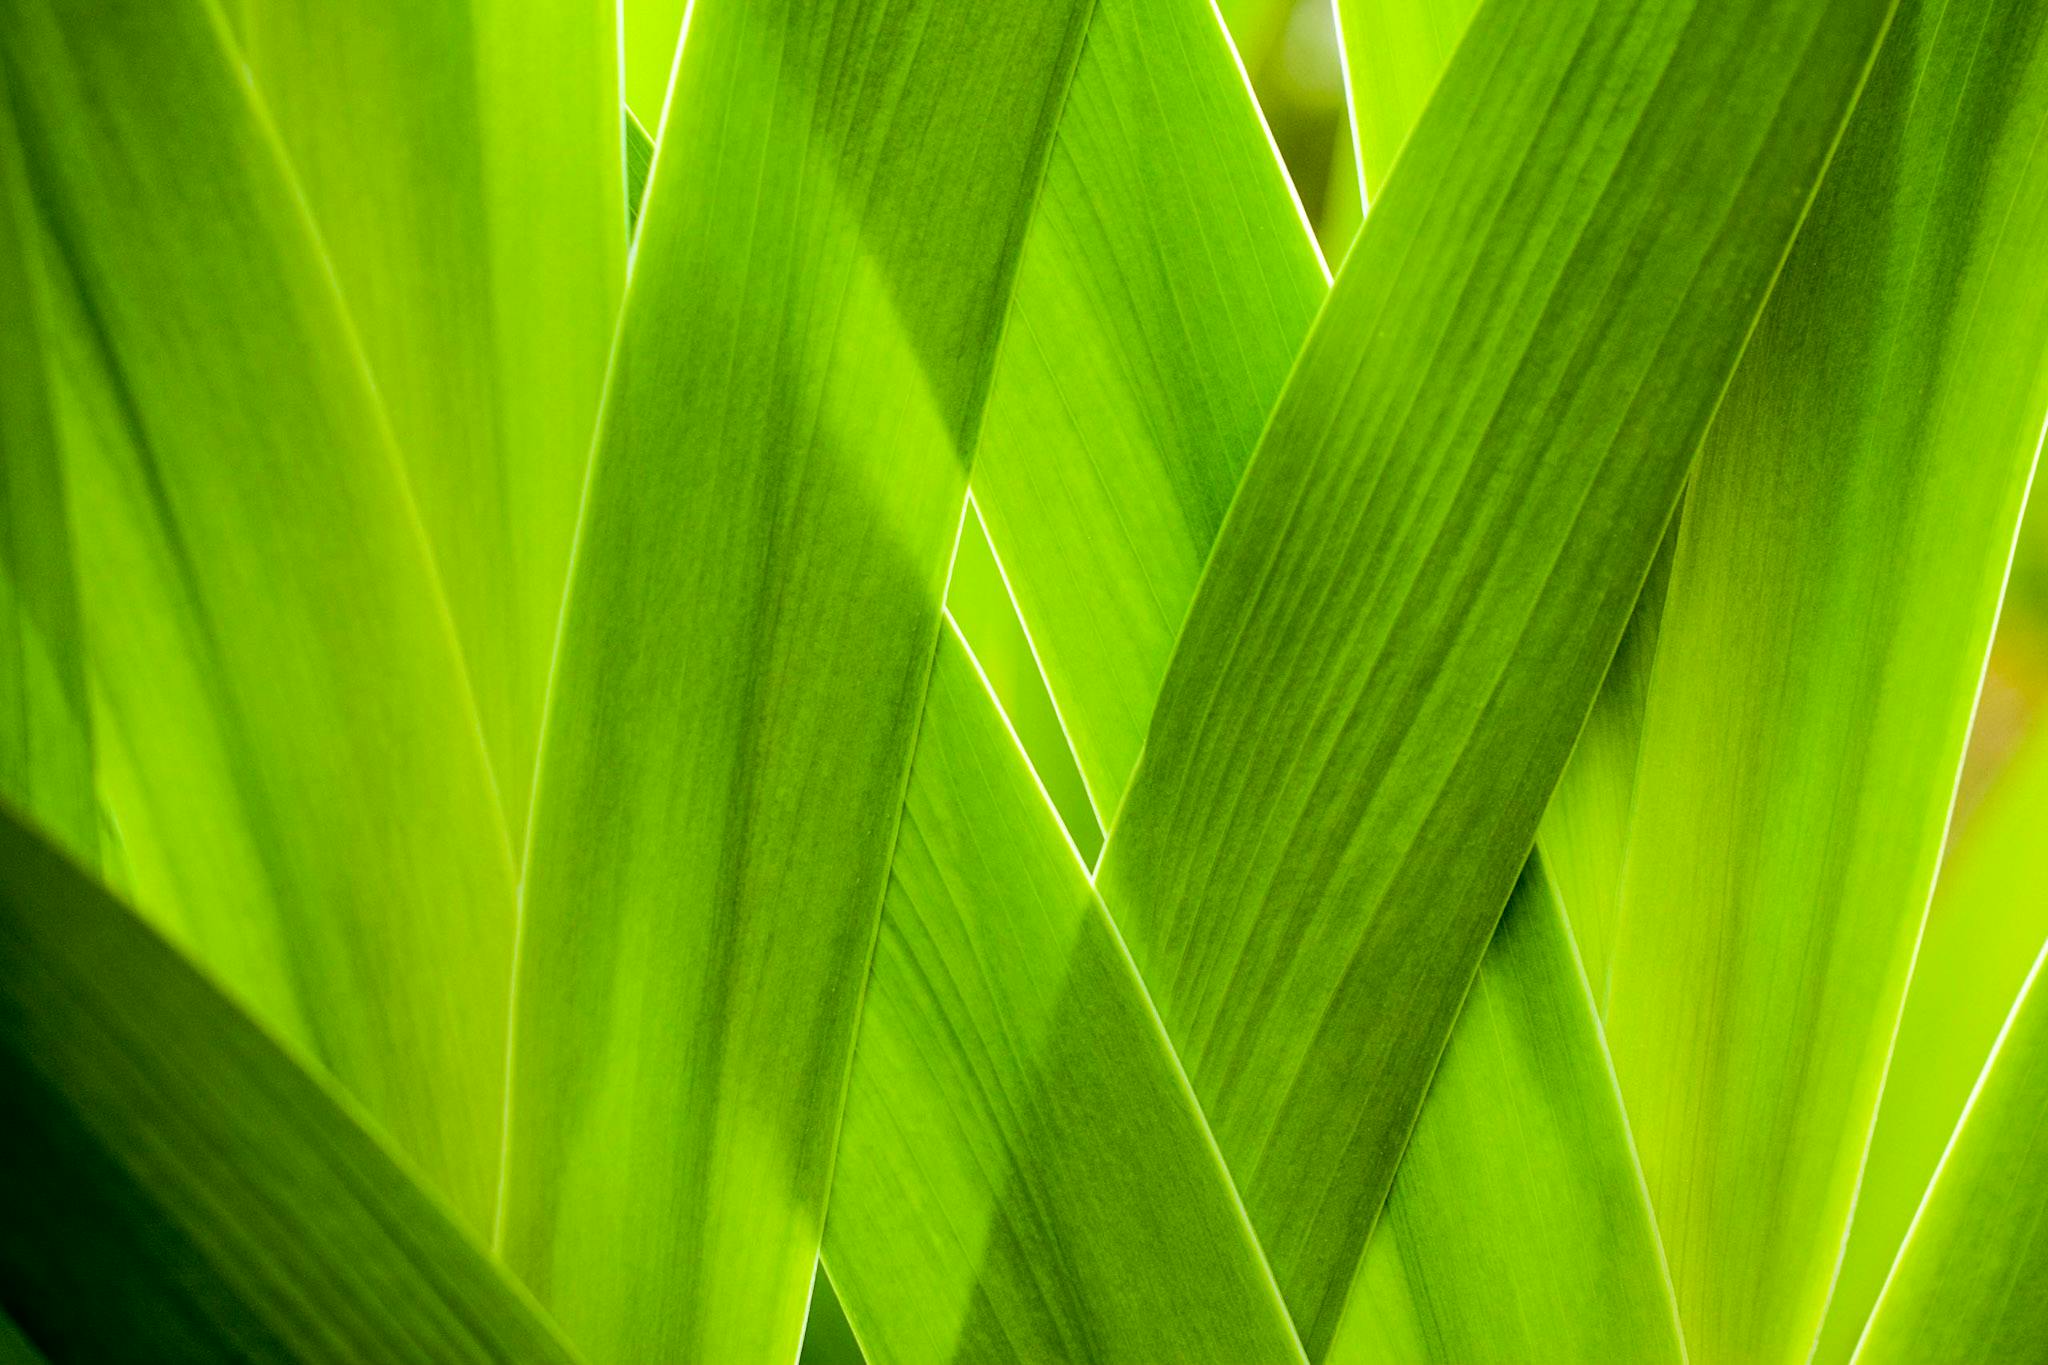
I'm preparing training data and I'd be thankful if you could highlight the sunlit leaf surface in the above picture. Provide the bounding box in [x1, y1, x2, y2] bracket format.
[1604, 2, 2048, 1359]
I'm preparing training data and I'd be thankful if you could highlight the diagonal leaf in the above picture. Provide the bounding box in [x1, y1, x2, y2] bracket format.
[621, 0, 689, 123]
[822, 628, 1305, 1365]
[1327, 856, 1681, 1365]
[1602, 2, 2048, 1359]
[0, 807, 579, 1365]
[1085, 0, 1893, 1351]
[0, 125, 92, 865]
[497, 2, 1096, 1360]
[968, 0, 1327, 820]
[1333, 0, 1476, 201]
[239, 0, 625, 833]
[942, 505, 1100, 860]
[0, 0, 518, 1228]
[1850, 933, 2048, 1364]
[1537, 527, 1674, 1003]
[1815, 716, 2048, 1365]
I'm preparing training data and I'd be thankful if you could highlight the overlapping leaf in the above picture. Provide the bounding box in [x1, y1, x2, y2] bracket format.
[1852, 934, 2048, 1363]
[822, 630, 1304, 1365]
[1817, 718, 2048, 1364]
[0, 809, 578, 1365]
[1603, 3, 2048, 1359]
[498, 3, 1095, 1360]
[1327, 859, 1680, 1365]
[239, 0, 626, 833]
[1085, 0, 1892, 1350]
[0, 0, 517, 1228]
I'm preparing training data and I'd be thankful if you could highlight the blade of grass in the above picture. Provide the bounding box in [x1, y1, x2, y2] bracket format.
[821, 627, 1305, 1365]
[497, 2, 1096, 1359]
[239, 0, 625, 834]
[0, 0, 519, 1229]
[1815, 715, 2048, 1365]
[1850, 933, 2048, 1364]
[1326, 856, 1682, 1365]
[1085, 0, 1893, 1350]
[0, 807, 579, 1365]
[1602, 3, 2048, 1360]
[0, 126, 92, 865]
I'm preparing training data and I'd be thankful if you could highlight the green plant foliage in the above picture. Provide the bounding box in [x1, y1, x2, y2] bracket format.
[0, 0, 518, 1230]
[1331, 859, 1681, 1365]
[1602, 2, 2048, 1360]
[823, 629, 1303, 1364]
[239, 0, 626, 835]
[5, 0, 2048, 1362]
[1334, 0, 1475, 199]
[0, 132, 92, 866]
[496, 2, 1095, 1360]
[1852, 935, 2048, 1363]
[1817, 719, 2048, 1365]
[1094, 0, 1892, 1350]
[0, 809, 578, 1365]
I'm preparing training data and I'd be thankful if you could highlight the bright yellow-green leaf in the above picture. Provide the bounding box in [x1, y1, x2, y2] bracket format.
[822, 629, 1304, 1365]
[968, 0, 1327, 819]
[240, 0, 625, 833]
[942, 506, 1100, 861]
[1816, 722, 2048, 1361]
[1539, 530, 1674, 1005]
[497, 2, 1094, 1359]
[1329, 857, 1682, 1365]
[1603, 2, 2048, 1360]
[1333, 0, 1476, 199]
[1091, 0, 1892, 1349]
[0, 809, 578, 1365]
[0, 129, 92, 865]
[0, 0, 518, 1229]
[1851, 934, 2048, 1364]
[621, 0, 689, 125]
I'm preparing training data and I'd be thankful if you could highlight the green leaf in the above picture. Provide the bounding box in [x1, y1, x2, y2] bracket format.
[1850, 934, 2048, 1364]
[624, 106, 653, 236]
[942, 505, 1100, 860]
[497, 2, 1095, 1359]
[0, 0, 518, 1228]
[0, 123, 93, 865]
[1538, 528, 1675, 1005]
[239, 0, 626, 834]
[1327, 856, 1682, 1365]
[621, 0, 689, 123]
[1333, 0, 1476, 200]
[1815, 726, 2048, 1362]
[1089, 0, 1893, 1350]
[0, 807, 579, 1365]
[968, 0, 1327, 819]
[1602, 1, 2048, 1359]
[821, 629, 1305, 1365]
